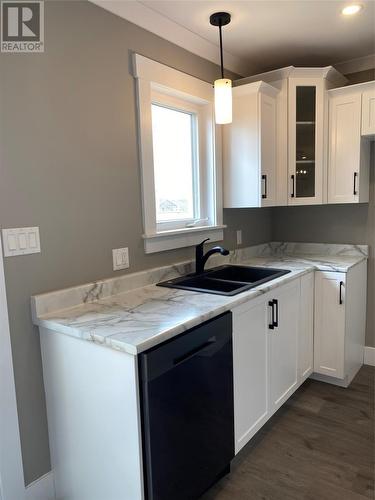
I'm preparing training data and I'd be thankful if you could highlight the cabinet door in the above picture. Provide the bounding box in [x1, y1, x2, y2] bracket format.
[298, 273, 314, 383]
[223, 83, 278, 208]
[232, 295, 269, 454]
[361, 87, 375, 136]
[223, 89, 260, 208]
[269, 280, 299, 413]
[328, 92, 362, 204]
[260, 92, 277, 207]
[314, 271, 346, 379]
[288, 78, 325, 205]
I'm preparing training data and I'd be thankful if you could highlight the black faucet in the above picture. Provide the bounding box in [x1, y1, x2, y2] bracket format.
[195, 238, 229, 275]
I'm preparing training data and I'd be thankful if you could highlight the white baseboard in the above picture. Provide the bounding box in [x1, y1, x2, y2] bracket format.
[364, 346, 375, 367]
[26, 471, 55, 500]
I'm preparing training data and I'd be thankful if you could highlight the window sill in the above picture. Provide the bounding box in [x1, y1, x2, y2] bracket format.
[142, 225, 226, 254]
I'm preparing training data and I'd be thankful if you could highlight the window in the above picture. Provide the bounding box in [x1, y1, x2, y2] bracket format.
[133, 54, 225, 253]
[151, 104, 198, 227]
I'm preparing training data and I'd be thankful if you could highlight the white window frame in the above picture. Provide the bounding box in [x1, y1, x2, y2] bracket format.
[151, 94, 201, 232]
[133, 54, 225, 254]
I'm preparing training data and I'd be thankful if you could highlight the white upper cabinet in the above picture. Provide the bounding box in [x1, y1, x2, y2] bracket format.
[328, 82, 373, 204]
[287, 69, 346, 206]
[361, 85, 375, 137]
[233, 66, 346, 207]
[223, 81, 278, 208]
[288, 77, 326, 205]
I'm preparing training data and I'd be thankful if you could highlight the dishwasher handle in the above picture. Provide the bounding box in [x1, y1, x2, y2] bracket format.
[139, 312, 232, 382]
[174, 337, 216, 366]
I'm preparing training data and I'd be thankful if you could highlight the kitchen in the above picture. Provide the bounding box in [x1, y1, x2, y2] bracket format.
[0, 1, 374, 500]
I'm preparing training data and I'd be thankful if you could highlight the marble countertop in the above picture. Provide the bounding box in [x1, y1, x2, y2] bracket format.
[31, 242, 367, 356]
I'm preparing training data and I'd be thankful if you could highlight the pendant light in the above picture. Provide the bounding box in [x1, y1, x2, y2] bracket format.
[210, 12, 232, 124]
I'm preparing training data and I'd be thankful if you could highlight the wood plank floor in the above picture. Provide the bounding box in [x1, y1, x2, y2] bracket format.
[203, 366, 374, 500]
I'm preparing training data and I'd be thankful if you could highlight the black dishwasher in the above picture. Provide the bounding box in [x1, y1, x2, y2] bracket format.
[139, 312, 234, 500]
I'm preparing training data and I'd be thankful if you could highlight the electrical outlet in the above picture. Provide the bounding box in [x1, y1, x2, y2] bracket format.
[112, 247, 129, 271]
[236, 230, 242, 245]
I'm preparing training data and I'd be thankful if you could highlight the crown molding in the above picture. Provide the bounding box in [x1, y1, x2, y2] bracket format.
[328, 80, 375, 97]
[234, 66, 294, 86]
[233, 80, 280, 97]
[334, 54, 375, 75]
[235, 65, 347, 87]
[89, 0, 246, 76]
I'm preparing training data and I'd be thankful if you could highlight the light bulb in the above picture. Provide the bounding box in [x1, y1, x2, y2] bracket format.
[342, 4, 362, 15]
[214, 79, 232, 124]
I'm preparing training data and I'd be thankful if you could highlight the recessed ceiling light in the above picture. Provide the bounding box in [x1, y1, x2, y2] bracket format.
[342, 4, 363, 15]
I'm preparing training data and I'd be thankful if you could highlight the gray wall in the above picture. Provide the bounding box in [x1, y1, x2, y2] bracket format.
[272, 146, 374, 347]
[0, 1, 271, 485]
[345, 68, 375, 85]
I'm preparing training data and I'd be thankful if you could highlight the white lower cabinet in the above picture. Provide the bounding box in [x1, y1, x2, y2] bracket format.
[298, 272, 314, 382]
[314, 271, 346, 378]
[233, 262, 367, 454]
[268, 279, 299, 412]
[232, 294, 269, 454]
[232, 276, 304, 454]
[313, 261, 367, 386]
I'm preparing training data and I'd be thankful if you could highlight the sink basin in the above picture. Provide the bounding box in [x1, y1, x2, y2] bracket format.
[157, 265, 290, 296]
[206, 265, 288, 283]
[160, 276, 249, 294]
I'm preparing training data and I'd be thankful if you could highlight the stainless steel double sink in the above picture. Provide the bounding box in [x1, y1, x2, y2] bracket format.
[157, 265, 290, 296]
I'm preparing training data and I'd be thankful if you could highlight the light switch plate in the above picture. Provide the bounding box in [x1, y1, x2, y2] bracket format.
[112, 247, 129, 271]
[2, 227, 41, 257]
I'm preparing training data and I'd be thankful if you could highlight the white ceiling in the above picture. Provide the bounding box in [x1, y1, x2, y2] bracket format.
[92, 0, 375, 76]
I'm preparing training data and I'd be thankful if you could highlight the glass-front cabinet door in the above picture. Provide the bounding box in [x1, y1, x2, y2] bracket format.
[288, 78, 325, 205]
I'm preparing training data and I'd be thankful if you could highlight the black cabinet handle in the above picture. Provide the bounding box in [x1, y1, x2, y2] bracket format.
[262, 174, 267, 199]
[291, 175, 295, 198]
[339, 281, 344, 305]
[268, 300, 275, 329]
[353, 172, 358, 195]
[273, 299, 279, 328]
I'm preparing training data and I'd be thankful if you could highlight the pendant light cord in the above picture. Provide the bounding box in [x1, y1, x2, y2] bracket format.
[219, 22, 224, 79]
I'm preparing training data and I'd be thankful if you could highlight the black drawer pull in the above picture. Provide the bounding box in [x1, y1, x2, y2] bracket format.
[273, 299, 279, 328]
[262, 174, 267, 199]
[291, 175, 295, 198]
[339, 281, 344, 305]
[268, 301, 275, 329]
[353, 172, 358, 195]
